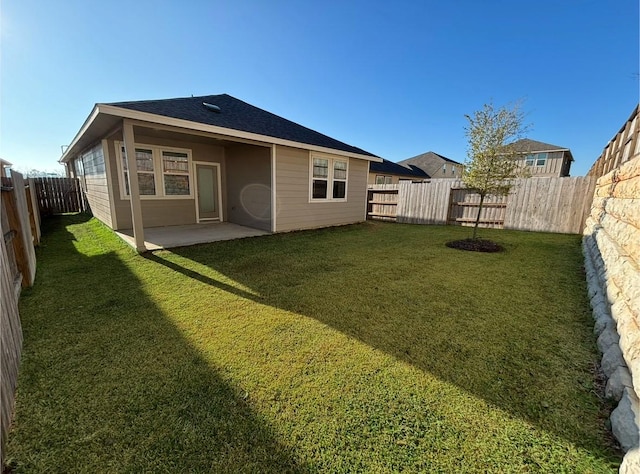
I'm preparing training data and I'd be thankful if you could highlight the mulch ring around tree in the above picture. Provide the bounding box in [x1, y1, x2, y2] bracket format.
[446, 238, 504, 253]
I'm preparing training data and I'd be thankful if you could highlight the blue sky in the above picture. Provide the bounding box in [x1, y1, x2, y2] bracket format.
[1, 0, 638, 176]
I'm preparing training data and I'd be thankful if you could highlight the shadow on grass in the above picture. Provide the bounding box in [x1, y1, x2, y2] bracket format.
[6, 215, 307, 473]
[154, 223, 615, 461]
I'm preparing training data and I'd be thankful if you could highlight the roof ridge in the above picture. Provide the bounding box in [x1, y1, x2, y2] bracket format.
[107, 93, 229, 106]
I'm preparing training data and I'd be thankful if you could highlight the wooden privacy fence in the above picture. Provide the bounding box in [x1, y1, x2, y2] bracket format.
[367, 185, 399, 222]
[31, 176, 86, 215]
[368, 176, 596, 234]
[1, 234, 23, 466]
[1, 171, 39, 466]
[448, 188, 507, 227]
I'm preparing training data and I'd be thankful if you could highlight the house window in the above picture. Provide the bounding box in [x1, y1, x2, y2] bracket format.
[310, 155, 348, 201]
[535, 152, 548, 166]
[333, 161, 347, 198]
[122, 148, 156, 195]
[312, 158, 329, 199]
[116, 142, 192, 199]
[525, 153, 548, 167]
[162, 151, 190, 195]
[375, 175, 392, 184]
[442, 163, 446, 173]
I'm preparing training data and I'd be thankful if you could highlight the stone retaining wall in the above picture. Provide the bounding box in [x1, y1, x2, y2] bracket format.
[583, 155, 640, 471]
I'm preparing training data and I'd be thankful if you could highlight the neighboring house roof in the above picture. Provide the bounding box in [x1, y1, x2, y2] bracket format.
[61, 94, 380, 163]
[370, 159, 430, 178]
[109, 94, 377, 158]
[510, 139, 574, 161]
[397, 151, 462, 176]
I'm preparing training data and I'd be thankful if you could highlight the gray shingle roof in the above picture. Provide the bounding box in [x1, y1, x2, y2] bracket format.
[107, 94, 378, 158]
[398, 151, 462, 166]
[397, 151, 463, 176]
[510, 139, 569, 153]
[370, 159, 430, 178]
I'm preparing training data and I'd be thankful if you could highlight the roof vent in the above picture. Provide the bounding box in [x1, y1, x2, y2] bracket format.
[202, 102, 221, 113]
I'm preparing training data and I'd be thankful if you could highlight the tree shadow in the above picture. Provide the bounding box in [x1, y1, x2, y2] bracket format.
[153, 224, 617, 461]
[6, 215, 308, 473]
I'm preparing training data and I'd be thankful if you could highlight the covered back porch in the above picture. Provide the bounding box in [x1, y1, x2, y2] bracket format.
[114, 120, 274, 251]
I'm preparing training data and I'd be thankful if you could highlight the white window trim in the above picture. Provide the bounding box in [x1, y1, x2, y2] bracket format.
[115, 141, 194, 200]
[309, 153, 349, 202]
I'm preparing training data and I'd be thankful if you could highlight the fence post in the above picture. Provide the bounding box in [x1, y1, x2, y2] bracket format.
[1, 173, 37, 287]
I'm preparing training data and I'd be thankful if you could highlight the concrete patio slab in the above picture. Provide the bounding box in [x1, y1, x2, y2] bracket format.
[116, 222, 269, 251]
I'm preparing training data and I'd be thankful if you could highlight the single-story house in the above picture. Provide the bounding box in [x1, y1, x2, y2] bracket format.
[510, 139, 574, 177]
[60, 94, 381, 251]
[397, 151, 463, 178]
[368, 159, 430, 185]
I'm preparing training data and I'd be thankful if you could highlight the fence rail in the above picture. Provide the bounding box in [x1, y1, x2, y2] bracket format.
[368, 176, 596, 235]
[31, 177, 86, 215]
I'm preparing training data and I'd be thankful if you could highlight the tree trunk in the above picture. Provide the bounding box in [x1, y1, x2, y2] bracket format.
[472, 193, 485, 240]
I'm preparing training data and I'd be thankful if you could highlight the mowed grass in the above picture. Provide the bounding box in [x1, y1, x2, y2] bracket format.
[6, 215, 620, 472]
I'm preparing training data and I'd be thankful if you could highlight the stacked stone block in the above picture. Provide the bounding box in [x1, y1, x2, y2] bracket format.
[583, 155, 640, 471]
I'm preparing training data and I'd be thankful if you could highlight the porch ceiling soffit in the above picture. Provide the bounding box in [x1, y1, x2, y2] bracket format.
[128, 120, 269, 148]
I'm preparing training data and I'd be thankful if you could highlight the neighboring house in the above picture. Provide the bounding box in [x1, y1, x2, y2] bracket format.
[510, 138, 574, 177]
[0, 159, 12, 178]
[397, 151, 463, 178]
[60, 94, 381, 251]
[368, 159, 430, 185]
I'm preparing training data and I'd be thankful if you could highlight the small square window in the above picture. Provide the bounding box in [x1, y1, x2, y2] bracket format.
[313, 180, 328, 199]
[334, 160, 347, 180]
[163, 151, 189, 173]
[525, 154, 535, 166]
[313, 158, 329, 178]
[333, 180, 346, 199]
[536, 153, 548, 166]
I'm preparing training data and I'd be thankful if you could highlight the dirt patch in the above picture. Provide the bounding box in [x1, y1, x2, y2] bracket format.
[446, 238, 504, 253]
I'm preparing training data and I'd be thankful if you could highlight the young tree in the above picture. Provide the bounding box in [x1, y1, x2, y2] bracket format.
[462, 101, 529, 239]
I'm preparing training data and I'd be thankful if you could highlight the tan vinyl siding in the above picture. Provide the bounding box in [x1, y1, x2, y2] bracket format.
[79, 144, 113, 228]
[225, 144, 272, 231]
[116, 199, 197, 229]
[275, 145, 368, 232]
[107, 133, 226, 229]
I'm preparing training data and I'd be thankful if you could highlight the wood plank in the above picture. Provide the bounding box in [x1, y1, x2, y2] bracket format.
[368, 212, 397, 218]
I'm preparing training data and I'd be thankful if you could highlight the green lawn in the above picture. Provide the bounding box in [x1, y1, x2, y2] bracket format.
[5, 215, 620, 472]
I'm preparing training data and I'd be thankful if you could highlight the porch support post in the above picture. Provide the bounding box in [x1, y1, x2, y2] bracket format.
[271, 144, 277, 233]
[122, 119, 146, 252]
